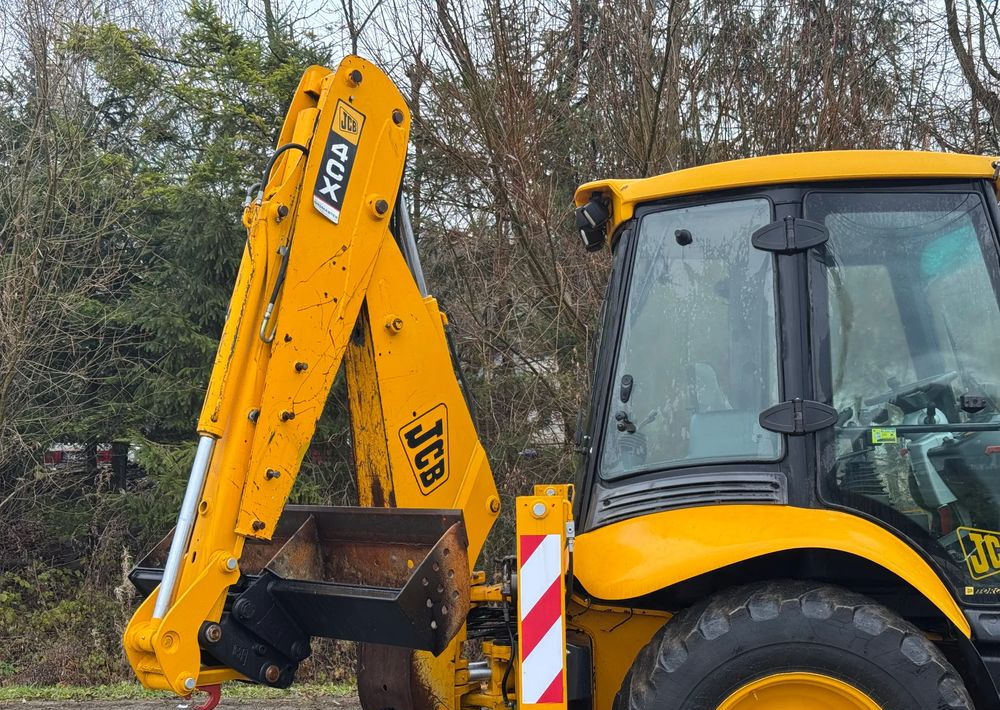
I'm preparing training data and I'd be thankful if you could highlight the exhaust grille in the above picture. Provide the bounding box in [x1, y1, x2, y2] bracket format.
[593, 472, 787, 526]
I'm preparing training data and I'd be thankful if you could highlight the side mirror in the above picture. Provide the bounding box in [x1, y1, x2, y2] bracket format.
[576, 196, 610, 252]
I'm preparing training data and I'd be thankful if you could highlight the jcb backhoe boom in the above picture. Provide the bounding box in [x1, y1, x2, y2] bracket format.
[122, 56, 499, 701]
[120, 53, 1000, 710]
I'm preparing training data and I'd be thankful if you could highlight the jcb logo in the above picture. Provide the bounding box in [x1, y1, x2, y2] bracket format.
[339, 110, 358, 135]
[333, 102, 363, 145]
[958, 527, 1000, 580]
[399, 404, 449, 495]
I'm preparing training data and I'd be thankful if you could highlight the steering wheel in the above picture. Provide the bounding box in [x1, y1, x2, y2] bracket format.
[863, 370, 958, 407]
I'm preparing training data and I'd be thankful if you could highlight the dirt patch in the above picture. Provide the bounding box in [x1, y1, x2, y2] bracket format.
[0, 697, 361, 710]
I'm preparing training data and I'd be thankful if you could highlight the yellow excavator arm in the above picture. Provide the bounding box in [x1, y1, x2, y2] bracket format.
[122, 56, 499, 701]
[120, 55, 1000, 710]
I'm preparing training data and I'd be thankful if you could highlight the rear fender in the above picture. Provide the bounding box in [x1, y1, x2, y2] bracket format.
[573, 504, 970, 638]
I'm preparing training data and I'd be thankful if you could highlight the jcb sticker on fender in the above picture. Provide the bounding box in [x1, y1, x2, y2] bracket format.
[312, 100, 365, 224]
[399, 404, 449, 495]
[957, 526, 1000, 580]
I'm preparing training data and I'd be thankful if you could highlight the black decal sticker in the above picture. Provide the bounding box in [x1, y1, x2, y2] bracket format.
[312, 101, 365, 224]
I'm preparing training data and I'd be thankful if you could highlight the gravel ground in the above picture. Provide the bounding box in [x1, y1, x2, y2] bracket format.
[0, 697, 361, 709]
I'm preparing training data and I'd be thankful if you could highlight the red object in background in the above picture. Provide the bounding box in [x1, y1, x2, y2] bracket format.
[44, 446, 113, 464]
[192, 685, 222, 710]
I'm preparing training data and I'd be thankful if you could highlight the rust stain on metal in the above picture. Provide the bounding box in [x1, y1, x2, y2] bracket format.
[265, 515, 324, 581]
[359, 644, 438, 710]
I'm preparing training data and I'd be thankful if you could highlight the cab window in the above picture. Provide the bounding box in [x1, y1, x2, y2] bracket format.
[809, 190, 1000, 577]
[600, 198, 779, 479]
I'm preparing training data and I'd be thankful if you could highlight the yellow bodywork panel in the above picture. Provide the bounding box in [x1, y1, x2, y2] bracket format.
[575, 150, 1000, 237]
[567, 601, 670, 710]
[573, 504, 971, 638]
[123, 56, 498, 698]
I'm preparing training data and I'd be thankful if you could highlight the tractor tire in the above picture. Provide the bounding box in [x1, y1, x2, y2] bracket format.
[613, 580, 974, 710]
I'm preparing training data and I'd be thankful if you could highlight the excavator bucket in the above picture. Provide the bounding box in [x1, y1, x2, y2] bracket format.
[129, 506, 469, 686]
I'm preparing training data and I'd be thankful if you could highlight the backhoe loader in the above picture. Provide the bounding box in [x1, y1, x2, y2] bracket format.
[123, 56, 1000, 710]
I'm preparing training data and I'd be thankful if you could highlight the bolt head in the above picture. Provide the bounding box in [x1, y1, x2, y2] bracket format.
[348, 69, 363, 86]
[263, 664, 281, 684]
[252, 520, 266, 532]
[234, 598, 257, 621]
[204, 623, 223, 644]
[392, 108, 405, 125]
[374, 198, 389, 216]
[532, 501, 547, 518]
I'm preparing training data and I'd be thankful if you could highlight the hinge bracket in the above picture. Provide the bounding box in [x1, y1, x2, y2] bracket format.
[759, 398, 838, 435]
[752, 216, 829, 254]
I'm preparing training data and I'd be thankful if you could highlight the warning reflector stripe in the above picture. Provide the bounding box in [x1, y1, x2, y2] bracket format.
[520, 575, 562, 658]
[520, 606, 564, 702]
[520, 531, 547, 562]
[519, 534, 561, 611]
[537, 670, 565, 704]
[519, 533, 564, 705]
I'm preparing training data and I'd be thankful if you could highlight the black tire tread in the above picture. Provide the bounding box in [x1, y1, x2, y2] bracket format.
[614, 580, 973, 710]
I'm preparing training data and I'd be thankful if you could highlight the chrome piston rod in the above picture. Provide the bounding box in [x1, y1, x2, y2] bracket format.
[152, 435, 216, 619]
[398, 195, 428, 297]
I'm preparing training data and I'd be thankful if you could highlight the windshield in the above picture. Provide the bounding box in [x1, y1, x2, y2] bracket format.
[809, 190, 1000, 590]
[600, 197, 780, 479]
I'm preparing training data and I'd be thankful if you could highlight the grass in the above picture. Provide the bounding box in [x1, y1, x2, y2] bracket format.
[0, 681, 354, 701]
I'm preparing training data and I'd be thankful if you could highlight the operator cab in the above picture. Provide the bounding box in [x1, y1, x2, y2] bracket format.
[575, 151, 1000, 606]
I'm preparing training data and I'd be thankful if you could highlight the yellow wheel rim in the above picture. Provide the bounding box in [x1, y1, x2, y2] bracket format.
[717, 672, 883, 710]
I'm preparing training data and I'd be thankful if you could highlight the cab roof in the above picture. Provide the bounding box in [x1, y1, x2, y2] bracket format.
[574, 150, 1000, 239]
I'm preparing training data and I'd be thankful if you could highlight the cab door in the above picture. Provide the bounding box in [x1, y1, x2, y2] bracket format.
[806, 181, 1000, 604]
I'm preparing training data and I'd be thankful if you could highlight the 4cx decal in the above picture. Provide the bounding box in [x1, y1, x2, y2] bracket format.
[399, 404, 449, 495]
[312, 100, 365, 224]
[958, 526, 1000, 580]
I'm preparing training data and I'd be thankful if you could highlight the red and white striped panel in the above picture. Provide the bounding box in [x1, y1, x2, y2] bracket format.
[519, 533, 564, 705]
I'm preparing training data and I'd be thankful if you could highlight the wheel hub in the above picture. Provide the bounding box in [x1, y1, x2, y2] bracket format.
[717, 672, 882, 710]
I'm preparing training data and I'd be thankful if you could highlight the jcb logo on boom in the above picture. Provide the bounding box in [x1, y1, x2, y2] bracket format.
[958, 527, 1000, 580]
[339, 110, 358, 136]
[399, 404, 449, 495]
